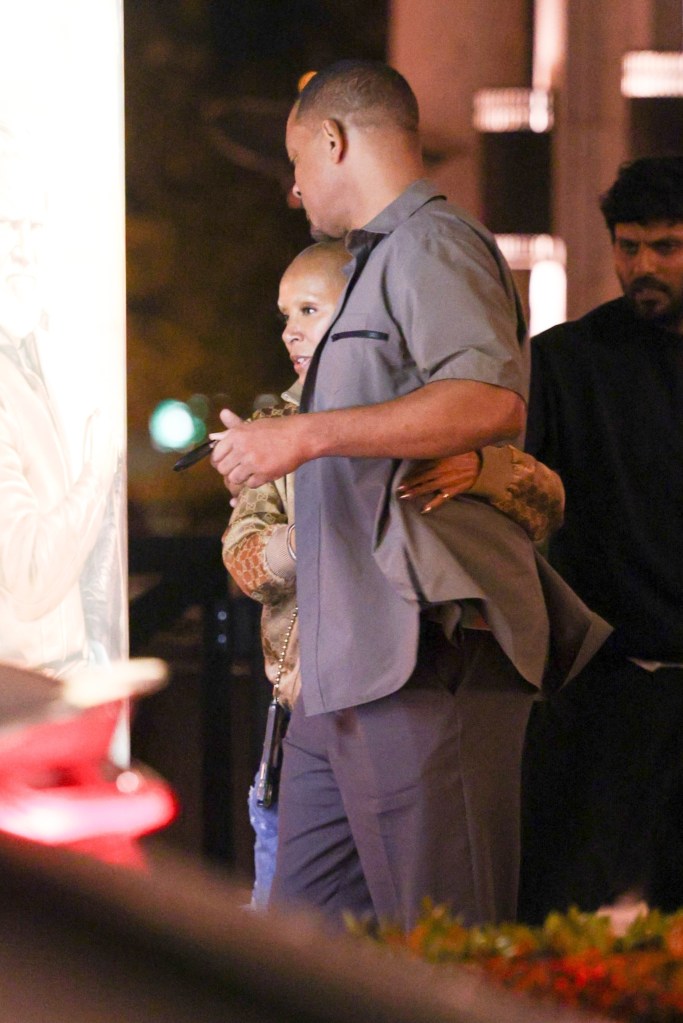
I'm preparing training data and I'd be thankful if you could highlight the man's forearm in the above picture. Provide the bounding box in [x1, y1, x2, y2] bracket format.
[301, 379, 526, 462]
[211, 379, 526, 492]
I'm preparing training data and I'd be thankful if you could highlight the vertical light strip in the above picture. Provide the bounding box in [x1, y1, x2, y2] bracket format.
[532, 0, 567, 90]
[621, 51, 683, 97]
[496, 234, 567, 334]
[532, 0, 567, 335]
[529, 259, 567, 335]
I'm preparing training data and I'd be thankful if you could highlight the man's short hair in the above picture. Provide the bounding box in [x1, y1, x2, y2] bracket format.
[295, 59, 419, 135]
[599, 156, 683, 237]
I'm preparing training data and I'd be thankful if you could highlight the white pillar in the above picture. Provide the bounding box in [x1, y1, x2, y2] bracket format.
[0, 4, 128, 684]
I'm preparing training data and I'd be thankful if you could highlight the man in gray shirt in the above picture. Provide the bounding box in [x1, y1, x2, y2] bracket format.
[211, 60, 609, 930]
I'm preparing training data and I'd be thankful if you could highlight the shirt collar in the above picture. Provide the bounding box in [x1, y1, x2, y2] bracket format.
[281, 376, 303, 406]
[346, 178, 445, 255]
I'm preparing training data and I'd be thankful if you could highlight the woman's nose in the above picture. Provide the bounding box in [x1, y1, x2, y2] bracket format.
[282, 321, 300, 344]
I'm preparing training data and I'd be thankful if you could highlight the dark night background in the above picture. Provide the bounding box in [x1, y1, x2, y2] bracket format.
[124, 0, 387, 535]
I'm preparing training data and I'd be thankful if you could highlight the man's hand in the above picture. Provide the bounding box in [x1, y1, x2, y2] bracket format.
[210, 408, 308, 497]
[210, 379, 523, 502]
[397, 451, 482, 513]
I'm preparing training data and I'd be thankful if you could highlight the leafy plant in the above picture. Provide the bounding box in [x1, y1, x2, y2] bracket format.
[360, 901, 683, 1021]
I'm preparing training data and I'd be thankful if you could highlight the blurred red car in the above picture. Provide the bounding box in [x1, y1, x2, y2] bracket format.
[0, 660, 176, 866]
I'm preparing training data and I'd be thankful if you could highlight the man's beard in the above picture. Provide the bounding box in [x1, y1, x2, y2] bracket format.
[623, 276, 683, 333]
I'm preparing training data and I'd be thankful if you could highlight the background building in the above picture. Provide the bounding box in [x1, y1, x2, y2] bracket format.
[125, 0, 683, 534]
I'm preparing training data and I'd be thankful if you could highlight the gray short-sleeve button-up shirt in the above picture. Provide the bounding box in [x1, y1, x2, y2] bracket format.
[296, 179, 530, 715]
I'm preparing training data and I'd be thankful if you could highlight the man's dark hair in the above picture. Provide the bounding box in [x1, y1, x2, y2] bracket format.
[295, 59, 419, 135]
[599, 156, 683, 238]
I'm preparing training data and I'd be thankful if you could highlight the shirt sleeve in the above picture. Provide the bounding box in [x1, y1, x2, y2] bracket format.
[222, 479, 296, 605]
[470, 444, 565, 542]
[389, 217, 528, 399]
[221, 402, 298, 604]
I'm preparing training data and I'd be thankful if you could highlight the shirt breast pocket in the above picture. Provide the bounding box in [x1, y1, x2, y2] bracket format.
[321, 315, 407, 406]
[329, 312, 392, 346]
[330, 328, 389, 343]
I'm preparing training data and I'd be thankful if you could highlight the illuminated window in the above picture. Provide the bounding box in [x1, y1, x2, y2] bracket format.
[473, 88, 553, 133]
[622, 52, 683, 98]
[495, 234, 566, 270]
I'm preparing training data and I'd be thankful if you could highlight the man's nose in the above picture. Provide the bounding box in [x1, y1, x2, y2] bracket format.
[632, 245, 658, 275]
[292, 182, 302, 200]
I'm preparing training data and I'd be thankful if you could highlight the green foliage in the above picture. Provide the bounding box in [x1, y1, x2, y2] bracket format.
[358, 901, 683, 1021]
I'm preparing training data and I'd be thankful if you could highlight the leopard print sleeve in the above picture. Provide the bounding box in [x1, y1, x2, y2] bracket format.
[469, 445, 565, 543]
[221, 403, 298, 603]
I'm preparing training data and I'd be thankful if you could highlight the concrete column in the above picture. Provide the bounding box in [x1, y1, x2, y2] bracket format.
[552, 1, 653, 317]
[388, 0, 531, 217]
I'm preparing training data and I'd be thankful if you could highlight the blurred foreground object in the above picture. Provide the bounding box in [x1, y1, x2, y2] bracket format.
[0, 659, 176, 865]
[0, 832, 598, 1023]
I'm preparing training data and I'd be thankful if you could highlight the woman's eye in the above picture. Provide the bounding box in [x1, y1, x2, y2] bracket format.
[302, 306, 316, 315]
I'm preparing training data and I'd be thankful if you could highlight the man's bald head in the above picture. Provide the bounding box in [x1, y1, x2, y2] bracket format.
[294, 59, 420, 137]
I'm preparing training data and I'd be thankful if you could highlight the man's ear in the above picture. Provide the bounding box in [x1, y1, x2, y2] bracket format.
[321, 118, 345, 163]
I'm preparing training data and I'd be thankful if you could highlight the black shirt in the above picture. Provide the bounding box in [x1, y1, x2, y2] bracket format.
[526, 297, 683, 661]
